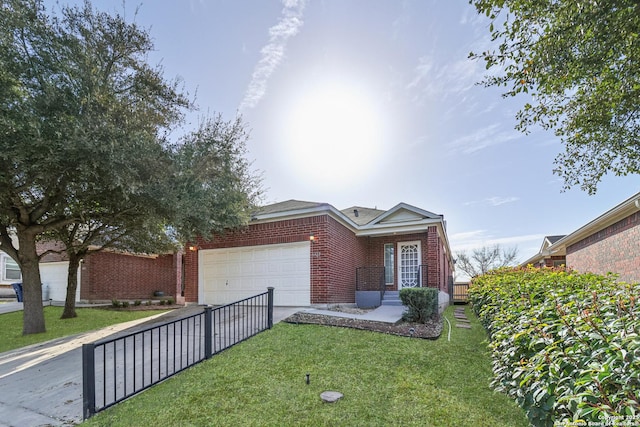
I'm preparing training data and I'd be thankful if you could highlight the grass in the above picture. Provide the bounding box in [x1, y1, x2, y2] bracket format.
[0, 306, 169, 353]
[85, 306, 529, 427]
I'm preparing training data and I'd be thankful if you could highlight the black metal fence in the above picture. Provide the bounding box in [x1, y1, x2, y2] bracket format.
[82, 288, 274, 419]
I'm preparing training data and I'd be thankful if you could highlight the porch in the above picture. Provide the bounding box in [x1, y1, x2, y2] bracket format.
[355, 265, 436, 308]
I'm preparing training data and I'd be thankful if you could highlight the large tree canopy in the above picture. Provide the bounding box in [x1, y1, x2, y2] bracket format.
[469, 0, 640, 194]
[0, 1, 260, 334]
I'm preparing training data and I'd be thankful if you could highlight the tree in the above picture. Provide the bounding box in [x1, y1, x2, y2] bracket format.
[455, 244, 519, 278]
[0, 0, 190, 334]
[469, 1, 640, 194]
[171, 114, 263, 242]
[51, 114, 262, 320]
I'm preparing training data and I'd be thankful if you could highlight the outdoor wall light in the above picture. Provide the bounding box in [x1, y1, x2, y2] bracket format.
[188, 245, 198, 251]
[309, 234, 315, 242]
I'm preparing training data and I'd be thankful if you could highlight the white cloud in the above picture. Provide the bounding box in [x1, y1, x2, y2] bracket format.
[450, 230, 543, 253]
[449, 122, 520, 154]
[464, 196, 520, 207]
[239, 0, 306, 112]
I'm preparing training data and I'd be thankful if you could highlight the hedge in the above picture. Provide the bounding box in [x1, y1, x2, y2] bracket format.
[468, 267, 640, 426]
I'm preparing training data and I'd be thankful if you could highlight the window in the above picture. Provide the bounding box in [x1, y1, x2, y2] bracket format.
[384, 243, 394, 285]
[3, 256, 21, 281]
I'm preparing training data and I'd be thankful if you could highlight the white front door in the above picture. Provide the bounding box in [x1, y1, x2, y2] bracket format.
[398, 241, 421, 289]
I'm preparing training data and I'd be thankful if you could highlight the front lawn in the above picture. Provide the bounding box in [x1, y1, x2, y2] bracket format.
[0, 306, 170, 353]
[85, 306, 528, 426]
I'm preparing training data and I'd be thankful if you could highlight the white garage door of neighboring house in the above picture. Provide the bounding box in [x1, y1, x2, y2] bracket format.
[40, 261, 81, 302]
[199, 242, 311, 306]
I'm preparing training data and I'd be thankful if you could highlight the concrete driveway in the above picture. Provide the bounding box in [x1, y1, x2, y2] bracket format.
[0, 306, 303, 427]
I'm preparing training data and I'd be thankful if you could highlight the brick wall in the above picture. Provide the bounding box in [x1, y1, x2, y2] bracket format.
[80, 251, 177, 301]
[182, 216, 453, 305]
[566, 211, 640, 284]
[37, 241, 68, 262]
[183, 215, 332, 304]
[325, 217, 367, 304]
[365, 232, 431, 290]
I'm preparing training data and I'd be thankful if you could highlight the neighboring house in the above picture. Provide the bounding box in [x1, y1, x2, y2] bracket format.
[0, 251, 21, 286]
[522, 191, 640, 284]
[520, 235, 566, 268]
[183, 200, 455, 308]
[1, 243, 183, 303]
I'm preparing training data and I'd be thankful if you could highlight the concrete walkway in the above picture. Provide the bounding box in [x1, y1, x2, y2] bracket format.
[0, 303, 403, 426]
[300, 304, 405, 324]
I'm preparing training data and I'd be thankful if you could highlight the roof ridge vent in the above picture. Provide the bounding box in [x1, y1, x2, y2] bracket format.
[353, 209, 359, 217]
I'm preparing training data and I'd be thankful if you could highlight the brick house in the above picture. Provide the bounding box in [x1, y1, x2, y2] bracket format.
[183, 200, 455, 307]
[1, 243, 182, 303]
[522, 191, 640, 284]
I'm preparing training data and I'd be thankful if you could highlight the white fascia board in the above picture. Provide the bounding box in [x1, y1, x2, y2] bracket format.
[357, 217, 443, 234]
[549, 192, 640, 251]
[371, 202, 442, 224]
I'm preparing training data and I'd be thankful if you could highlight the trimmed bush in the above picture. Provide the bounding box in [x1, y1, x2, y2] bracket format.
[399, 287, 438, 323]
[469, 267, 640, 426]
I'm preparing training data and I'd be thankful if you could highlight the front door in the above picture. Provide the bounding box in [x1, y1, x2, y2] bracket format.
[398, 241, 421, 289]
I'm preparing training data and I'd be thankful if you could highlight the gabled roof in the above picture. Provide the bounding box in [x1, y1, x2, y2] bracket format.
[521, 235, 566, 266]
[551, 191, 640, 250]
[340, 206, 386, 226]
[520, 191, 640, 266]
[250, 199, 453, 264]
[545, 235, 565, 245]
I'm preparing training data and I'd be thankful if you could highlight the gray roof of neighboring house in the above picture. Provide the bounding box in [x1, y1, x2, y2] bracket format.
[546, 235, 565, 244]
[340, 206, 386, 226]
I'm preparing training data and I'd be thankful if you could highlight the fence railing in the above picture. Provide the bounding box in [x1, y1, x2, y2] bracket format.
[82, 287, 274, 420]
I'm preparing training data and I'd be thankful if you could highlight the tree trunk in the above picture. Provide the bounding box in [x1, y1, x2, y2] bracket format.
[61, 253, 82, 319]
[17, 231, 46, 335]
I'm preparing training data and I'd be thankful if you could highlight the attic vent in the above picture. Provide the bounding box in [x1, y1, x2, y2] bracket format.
[353, 209, 359, 217]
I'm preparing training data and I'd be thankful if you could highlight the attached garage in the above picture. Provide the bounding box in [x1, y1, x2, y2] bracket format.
[199, 241, 311, 306]
[40, 261, 81, 302]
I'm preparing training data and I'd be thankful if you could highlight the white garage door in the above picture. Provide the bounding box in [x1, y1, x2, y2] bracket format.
[40, 261, 81, 302]
[199, 241, 310, 306]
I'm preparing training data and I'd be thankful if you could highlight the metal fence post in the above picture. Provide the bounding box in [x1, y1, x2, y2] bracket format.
[82, 343, 96, 420]
[204, 305, 212, 359]
[267, 287, 274, 329]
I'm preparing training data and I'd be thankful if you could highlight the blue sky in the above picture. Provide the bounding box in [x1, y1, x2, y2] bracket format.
[54, 0, 639, 268]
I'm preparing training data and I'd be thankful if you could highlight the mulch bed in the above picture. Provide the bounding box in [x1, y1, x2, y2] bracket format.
[283, 312, 443, 340]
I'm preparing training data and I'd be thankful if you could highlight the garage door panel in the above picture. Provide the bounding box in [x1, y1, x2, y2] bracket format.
[200, 242, 310, 306]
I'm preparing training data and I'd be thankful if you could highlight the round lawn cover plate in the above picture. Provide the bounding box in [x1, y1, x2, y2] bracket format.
[320, 391, 343, 403]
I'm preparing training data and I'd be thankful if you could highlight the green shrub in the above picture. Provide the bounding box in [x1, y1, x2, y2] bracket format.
[167, 298, 175, 305]
[469, 267, 640, 426]
[111, 299, 121, 308]
[121, 301, 129, 308]
[134, 300, 142, 306]
[159, 300, 166, 305]
[399, 287, 438, 323]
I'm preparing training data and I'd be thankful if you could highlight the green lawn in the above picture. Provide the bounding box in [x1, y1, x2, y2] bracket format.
[85, 306, 528, 427]
[0, 306, 169, 353]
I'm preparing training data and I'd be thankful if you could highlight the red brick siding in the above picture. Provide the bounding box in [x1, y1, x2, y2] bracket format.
[324, 217, 367, 304]
[183, 216, 453, 304]
[183, 215, 332, 304]
[566, 211, 640, 284]
[80, 251, 176, 300]
[37, 241, 68, 262]
[365, 232, 431, 290]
